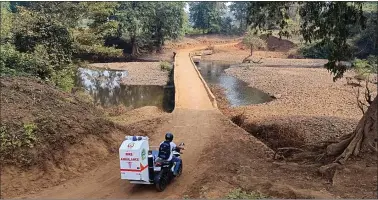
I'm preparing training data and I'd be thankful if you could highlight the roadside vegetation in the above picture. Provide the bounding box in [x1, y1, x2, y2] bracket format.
[0, 2, 187, 91]
[160, 61, 173, 72]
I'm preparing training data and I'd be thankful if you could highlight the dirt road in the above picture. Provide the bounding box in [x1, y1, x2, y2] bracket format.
[17, 43, 252, 199]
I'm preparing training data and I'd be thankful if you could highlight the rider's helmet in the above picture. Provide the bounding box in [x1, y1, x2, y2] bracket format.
[165, 132, 173, 142]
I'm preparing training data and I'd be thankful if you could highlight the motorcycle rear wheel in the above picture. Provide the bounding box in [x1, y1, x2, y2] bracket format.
[155, 176, 168, 192]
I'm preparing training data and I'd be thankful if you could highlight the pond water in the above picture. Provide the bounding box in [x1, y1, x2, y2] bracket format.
[195, 61, 273, 107]
[75, 67, 174, 112]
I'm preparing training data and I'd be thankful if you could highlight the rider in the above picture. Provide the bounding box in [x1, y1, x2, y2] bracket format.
[157, 132, 184, 176]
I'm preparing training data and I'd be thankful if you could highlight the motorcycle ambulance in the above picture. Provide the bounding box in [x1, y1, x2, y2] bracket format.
[119, 135, 184, 192]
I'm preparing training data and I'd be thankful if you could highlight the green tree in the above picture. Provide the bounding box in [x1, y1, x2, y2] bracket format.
[246, 2, 291, 38]
[229, 2, 249, 33]
[189, 2, 225, 34]
[0, 2, 13, 43]
[221, 16, 234, 35]
[181, 10, 191, 36]
[11, 3, 76, 81]
[151, 2, 185, 51]
[300, 2, 367, 80]
[2, 2, 123, 89]
[246, 2, 378, 165]
[73, 2, 122, 60]
[116, 2, 161, 56]
[115, 2, 185, 56]
[352, 3, 377, 58]
[300, 2, 377, 165]
[242, 30, 267, 57]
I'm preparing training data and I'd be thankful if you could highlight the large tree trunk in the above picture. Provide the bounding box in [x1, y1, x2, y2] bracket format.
[131, 36, 137, 57]
[326, 95, 377, 164]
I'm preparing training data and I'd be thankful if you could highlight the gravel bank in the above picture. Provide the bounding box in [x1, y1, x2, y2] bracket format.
[89, 62, 169, 86]
[219, 66, 377, 143]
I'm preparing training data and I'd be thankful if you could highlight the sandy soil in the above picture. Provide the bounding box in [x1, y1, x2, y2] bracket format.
[89, 62, 169, 86]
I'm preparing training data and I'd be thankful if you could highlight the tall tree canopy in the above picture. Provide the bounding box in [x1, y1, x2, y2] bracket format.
[151, 2, 186, 50]
[115, 2, 185, 56]
[189, 2, 226, 34]
[300, 2, 367, 80]
[0, 2, 12, 43]
[229, 2, 249, 33]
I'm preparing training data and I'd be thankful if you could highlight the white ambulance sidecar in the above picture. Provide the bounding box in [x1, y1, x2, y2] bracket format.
[119, 135, 153, 184]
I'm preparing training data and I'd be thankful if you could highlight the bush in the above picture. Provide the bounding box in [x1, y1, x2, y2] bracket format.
[74, 44, 123, 60]
[22, 123, 38, 148]
[0, 123, 38, 166]
[50, 66, 75, 92]
[160, 61, 172, 72]
[353, 55, 378, 80]
[226, 188, 268, 199]
[1, 44, 77, 91]
[298, 42, 331, 59]
[242, 30, 267, 54]
[0, 44, 38, 76]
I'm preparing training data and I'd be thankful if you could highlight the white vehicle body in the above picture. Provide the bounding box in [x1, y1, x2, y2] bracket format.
[119, 136, 150, 184]
[119, 135, 181, 185]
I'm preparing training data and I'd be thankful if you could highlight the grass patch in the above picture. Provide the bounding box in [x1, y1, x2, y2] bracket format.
[160, 61, 173, 72]
[226, 188, 269, 199]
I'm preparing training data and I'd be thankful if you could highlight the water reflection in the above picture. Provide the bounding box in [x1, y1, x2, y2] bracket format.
[75, 67, 174, 112]
[196, 61, 273, 106]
